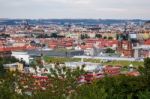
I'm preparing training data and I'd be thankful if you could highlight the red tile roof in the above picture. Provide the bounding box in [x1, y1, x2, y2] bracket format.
[0, 45, 35, 52]
[145, 39, 150, 45]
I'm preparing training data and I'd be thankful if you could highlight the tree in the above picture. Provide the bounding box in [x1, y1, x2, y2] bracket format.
[84, 34, 89, 39]
[95, 34, 102, 38]
[0, 34, 10, 38]
[0, 62, 5, 77]
[108, 36, 113, 40]
[140, 58, 150, 85]
[0, 57, 19, 77]
[80, 34, 90, 40]
[81, 42, 86, 45]
[1, 57, 150, 99]
[30, 65, 86, 99]
[103, 36, 107, 39]
[105, 48, 115, 53]
[51, 33, 58, 38]
[80, 34, 84, 39]
[143, 58, 150, 75]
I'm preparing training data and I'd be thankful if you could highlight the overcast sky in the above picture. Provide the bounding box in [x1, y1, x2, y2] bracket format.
[0, 0, 150, 19]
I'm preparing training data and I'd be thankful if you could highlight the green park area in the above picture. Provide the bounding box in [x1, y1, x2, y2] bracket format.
[44, 56, 144, 67]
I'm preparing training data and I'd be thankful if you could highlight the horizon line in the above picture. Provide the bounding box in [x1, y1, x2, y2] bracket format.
[0, 18, 149, 20]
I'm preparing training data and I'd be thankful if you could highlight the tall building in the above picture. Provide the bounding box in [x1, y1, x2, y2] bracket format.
[118, 40, 133, 57]
[117, 25, 134, 57]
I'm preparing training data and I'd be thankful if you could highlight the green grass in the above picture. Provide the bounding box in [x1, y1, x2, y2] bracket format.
[103, 60, 143, 67]
[43, 56, 144, 67]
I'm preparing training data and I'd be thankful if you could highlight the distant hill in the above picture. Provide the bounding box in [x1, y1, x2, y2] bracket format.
[0, 19, 148, 25]
[144, 20, 150, 24]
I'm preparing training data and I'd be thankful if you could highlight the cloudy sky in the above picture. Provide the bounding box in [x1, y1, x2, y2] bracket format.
[0, 0, 150, 19]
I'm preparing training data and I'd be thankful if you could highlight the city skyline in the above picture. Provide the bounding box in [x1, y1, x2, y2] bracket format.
[0, 0, 150, 19]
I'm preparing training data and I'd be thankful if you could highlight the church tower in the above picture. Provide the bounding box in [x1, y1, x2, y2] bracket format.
[117, 24, 134, 57]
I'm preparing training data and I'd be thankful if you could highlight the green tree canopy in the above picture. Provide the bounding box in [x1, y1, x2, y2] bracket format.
[105, 48, 115, 53]
[95, 34, 102, 38]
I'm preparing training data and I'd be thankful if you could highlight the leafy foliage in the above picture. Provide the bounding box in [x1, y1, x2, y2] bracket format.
[80, 34, 90, 39]
[95, 34, 102, 38]
[108, 36, 113, 40]
[103, 36, 107, 39]
[1, 57, 150, 99]
[105, 48, 115, 53]
[0, 57, 19, 77]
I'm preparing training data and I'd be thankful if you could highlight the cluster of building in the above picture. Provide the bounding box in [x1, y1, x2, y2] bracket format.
[1, 19, 150, 96]
[2, 59, 140, 90]
[0, 20, 150, 60]
[0, 20, 149, 90]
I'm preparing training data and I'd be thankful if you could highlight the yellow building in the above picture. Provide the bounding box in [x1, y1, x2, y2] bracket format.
[3, 62, 23, 72]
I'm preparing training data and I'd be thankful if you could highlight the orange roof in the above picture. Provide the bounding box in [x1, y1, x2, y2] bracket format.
[145, 39, 150, 45]
[127, 71, 140, 76]
[0, 45, 35, 52]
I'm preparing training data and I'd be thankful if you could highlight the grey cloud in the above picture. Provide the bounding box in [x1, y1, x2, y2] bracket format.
[0, 0, 149, 19]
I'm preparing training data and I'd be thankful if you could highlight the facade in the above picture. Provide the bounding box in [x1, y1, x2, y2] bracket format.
[134, 45, 150, 58]
[118, 40, 134, 57]
[11, 51, 30, 64]
[3, 62, 24, 72]
[65, 62, 102, 72]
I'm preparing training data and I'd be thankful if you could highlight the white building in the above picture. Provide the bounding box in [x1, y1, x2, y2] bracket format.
[65, 62, 103, 72]
[11, 51, 31, 64]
